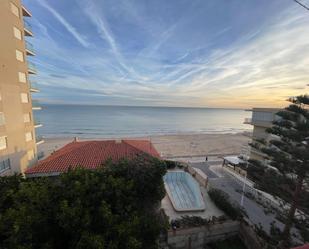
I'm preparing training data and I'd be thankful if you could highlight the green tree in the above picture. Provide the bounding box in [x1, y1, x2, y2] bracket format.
[247, 95, 309, 248]
[0, 155, 167, 249]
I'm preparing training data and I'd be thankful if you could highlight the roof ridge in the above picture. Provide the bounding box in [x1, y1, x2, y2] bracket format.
[122, 140, 155, 156]
[122, 140, 145, 154]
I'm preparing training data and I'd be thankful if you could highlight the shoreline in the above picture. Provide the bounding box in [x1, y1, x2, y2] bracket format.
[38, 132, 251, 160]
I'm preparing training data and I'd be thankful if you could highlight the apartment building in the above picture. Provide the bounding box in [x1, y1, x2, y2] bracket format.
[0, 0, 43, 176]
[244, 108, 280, 162]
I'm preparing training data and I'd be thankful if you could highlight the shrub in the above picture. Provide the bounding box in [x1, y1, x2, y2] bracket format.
[171, 215, 227, 229]
[0, 156, 167, 249]
[165, 160, 177, 169]
[208, 188, 245, 220]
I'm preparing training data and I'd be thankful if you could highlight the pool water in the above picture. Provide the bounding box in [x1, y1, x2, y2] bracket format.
[164, 171, 205, 211]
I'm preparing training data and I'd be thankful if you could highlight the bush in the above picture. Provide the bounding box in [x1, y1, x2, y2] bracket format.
[208, 188, 245, 220]
[0, 156, 167, 249]
[164, 160, 184, 169]
[165, 160, 177, 169]
[171, 215, 227, 229]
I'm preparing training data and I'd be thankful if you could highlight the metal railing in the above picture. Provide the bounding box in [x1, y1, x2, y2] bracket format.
[29, 80, 39, 91]
[25, 40, 35, 54]
[31, 99, 41, 109]
[27, 61, 36, 73]
[36, 136, 44, 143]
[24, 19, 32, 33]
[243, 118, 252, 124]
[37, 151, 45, 160]
[34, 118, 42, 127]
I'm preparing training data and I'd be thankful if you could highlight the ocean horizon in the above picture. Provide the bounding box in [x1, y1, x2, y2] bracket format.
[36, 104, 252, 138]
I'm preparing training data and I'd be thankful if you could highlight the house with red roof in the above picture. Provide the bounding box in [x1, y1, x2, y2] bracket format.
[25, 139, 160, 177]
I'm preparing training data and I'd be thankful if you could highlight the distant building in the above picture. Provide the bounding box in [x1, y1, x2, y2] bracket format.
[244, 108, 280, 162]
[25, 140, 160, 177]
[0, 0, 43, 176]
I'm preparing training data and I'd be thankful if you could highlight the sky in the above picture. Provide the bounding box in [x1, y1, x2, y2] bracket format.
[23, 0, 309, 108]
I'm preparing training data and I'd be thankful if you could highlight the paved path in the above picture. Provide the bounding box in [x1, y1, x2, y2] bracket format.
[189, 161, 301, 241]
[190, 162, 220, 179]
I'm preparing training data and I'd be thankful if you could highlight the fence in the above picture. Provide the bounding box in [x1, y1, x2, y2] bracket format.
[222, 166, 283, 212]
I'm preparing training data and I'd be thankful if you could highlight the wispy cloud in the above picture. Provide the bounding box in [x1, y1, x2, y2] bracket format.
[78, 0, 141, 79]
[36, 0, 89, 47]
[25, 0, 309, 107]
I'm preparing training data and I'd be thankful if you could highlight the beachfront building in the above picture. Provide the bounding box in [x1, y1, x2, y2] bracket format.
[0, 0, 43, 176]
[25, 139, 160, 177]
[244, 108, 280, 162]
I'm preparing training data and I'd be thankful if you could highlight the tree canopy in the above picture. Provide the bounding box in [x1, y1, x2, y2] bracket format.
[247, 94, 309, 247]
[0, 155, 167, 249]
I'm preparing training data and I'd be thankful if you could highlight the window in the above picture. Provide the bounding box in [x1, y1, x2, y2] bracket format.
[0, 113, 5, 126]
[10, 2, 19, 17]
[15, 50, 24, 62]
[0, 136, 7, 150]
[27, 149, 35, 160]
[25, 132, 32, 142]
[16, 50, 24, 62]
[0, 159, 10, 173]
[20, 93, 28, 103]
[18, 72, 26, 83]
[13, 26, 22, 40]
[23, 113, 30, 123]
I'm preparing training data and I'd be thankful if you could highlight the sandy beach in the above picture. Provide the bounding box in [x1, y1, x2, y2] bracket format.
[38, 132, 251, 160]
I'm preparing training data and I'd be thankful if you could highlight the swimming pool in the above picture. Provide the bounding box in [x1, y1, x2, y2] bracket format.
[164, 171, 205, 212]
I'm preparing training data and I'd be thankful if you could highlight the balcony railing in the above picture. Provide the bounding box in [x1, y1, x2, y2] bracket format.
[22, 6, 32, 17]
[34, 118, 42, 128]
[243, 118, 252, 124]
[36, 136, 44, 145]
[251, 118, 273, 128]
[29, 80, 39, 92]
[32, 99, 41, 110]
[24, 19, 33, 36]
[27, 61, 36, 74]
[244, 117, 274, 128]
[37, 151, 45, 160]
[25, 41, 35, 55]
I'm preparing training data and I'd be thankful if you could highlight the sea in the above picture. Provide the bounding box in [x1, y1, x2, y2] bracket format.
[36, 104, 252, 138]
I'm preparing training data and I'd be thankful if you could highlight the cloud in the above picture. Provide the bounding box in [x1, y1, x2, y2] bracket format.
[28, 0, 309, 108]
[167, 7, 309, 107]
[49, 74, 67, 79]
[36, 0, 89, 47]
[78, 0, 140, 78]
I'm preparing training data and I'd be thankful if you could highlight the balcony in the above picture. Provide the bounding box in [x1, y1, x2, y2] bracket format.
[34, 118, 42, 128]
[251, 119, 273, 128]
[32, 99, 41, 110]
[27, 61, 36, 74]
[243, 118, 252, 124]
[24, 19, 33, 36]
[25, 41, 35, 56]
[244, 117, 273, 128]
[36, 136, 44, 145]
[29, 80, 39, 92]
[22, 6, 32, 17]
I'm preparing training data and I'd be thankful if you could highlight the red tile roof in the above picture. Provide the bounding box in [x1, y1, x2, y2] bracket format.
[25, 140, 160, 176]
